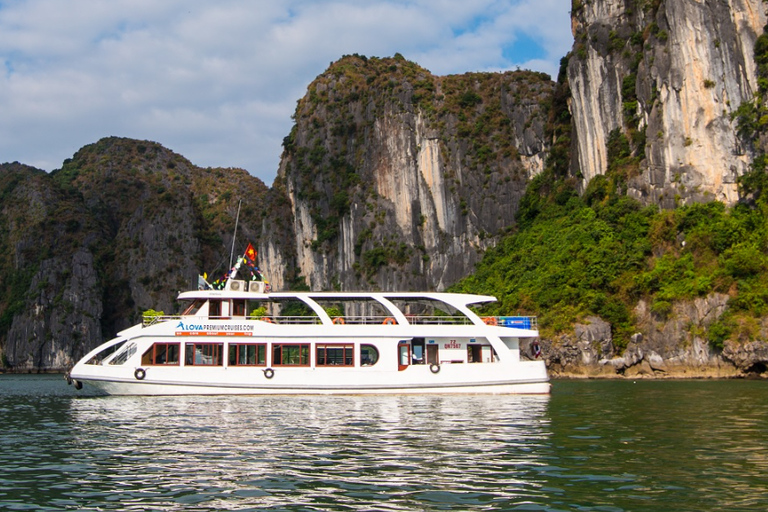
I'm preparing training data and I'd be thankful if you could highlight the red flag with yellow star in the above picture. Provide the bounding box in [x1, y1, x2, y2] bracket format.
[244, 243, 257, 262]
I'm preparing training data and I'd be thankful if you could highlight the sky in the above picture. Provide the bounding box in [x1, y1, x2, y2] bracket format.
[0, 0, 573, 185]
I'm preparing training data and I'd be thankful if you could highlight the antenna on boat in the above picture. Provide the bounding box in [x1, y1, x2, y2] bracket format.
[228, 199, 242, 270]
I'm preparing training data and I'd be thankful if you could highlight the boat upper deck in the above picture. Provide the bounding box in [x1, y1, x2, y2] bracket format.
[141, 285, 538, 331]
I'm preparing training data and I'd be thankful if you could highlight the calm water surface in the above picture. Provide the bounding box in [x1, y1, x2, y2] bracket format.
[0, 375, 766, 511]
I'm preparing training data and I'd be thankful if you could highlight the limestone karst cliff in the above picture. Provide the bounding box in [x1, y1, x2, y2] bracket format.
[0, 139, 267, 370]
[259, 55, 553, 292]
[569, 0, 766, 206]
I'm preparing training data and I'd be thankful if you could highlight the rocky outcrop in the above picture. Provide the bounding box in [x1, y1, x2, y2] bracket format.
[722, 319, 768, 373]
[722, 340, 768, 372]
[569, 0, 766, 206]
[536, 294, 760, 377]
[534, 316, 614, 374]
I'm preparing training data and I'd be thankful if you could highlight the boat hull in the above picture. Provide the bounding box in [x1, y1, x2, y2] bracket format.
[71, 360, 550, 396]
[78, 378, 550, 396]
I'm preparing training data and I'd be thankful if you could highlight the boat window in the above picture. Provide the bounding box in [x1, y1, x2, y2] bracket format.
[411, 338, 426, 364]
[141, 343, 180, 365]
[272, 344, 310, 366]
[229, 343, 267, 366]
[85, 340, 127, 365]
[185, 343, 223, 366]
[109, 342, 136, 365]
[209, 300, 221, 318]
[398, 342, 411, 371]
[316, 344, 354, 366]
[182, 299, 205, 316]
[360, 344, 379, 366]
[232, 300, 246, 317]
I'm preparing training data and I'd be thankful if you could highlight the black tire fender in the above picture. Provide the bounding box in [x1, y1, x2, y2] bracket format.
[429, 363, 440, 374]
[134, 368, 146, 380]
[263, 368, 275, 379]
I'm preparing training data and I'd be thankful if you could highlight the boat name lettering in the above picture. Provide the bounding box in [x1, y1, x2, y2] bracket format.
[175, 322, 254, 332]
[444, 340, 461, 349]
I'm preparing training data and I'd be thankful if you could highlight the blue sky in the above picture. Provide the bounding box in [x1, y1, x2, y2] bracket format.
[0, 0, 573, 185]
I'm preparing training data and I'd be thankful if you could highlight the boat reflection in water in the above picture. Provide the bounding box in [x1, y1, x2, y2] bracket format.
[64, 393, 551, 510]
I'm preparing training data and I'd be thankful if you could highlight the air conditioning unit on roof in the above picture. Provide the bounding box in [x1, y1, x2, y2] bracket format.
[249, 281, 266, 293]
[228, 280, 244, 291]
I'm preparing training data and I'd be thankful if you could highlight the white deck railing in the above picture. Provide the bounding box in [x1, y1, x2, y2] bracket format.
[143, 314, 538, 330]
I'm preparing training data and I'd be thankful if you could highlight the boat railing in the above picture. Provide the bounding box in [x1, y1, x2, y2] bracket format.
[406, 316, 474, 325]
[142, 314, 538, 329]
[143, 315, 178, 327]
[256, 316, 323, 325]
[142, 315, 324, 327]
[330, 315, 473, 325]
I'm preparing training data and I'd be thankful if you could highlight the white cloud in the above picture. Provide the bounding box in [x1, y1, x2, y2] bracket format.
[0, 0, 572, 184]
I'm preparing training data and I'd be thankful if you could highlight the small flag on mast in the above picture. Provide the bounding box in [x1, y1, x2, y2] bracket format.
[244, 243, 257, 262]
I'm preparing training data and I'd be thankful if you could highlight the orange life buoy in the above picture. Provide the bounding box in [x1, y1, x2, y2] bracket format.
[261, 317, 274, 323]
[333, 317, 346, 324]
[483, 317, 498, 326]
[383, 317, 397, 325]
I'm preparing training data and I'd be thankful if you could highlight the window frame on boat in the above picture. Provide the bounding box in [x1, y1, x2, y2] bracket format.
[109, 342, 136, 366]
[316, 344, 354, 367]
[272, 343, 310, 366]
[181, 299, 205, 316]
[141, 342, 181, 366]
[228, 343, 267, 366]
[360, 344, 379, 366]
[185, 342, 224, 366]
[231, 299, 246, 317]
[85, 339, 128, 365]
[208, 300, 222, 318]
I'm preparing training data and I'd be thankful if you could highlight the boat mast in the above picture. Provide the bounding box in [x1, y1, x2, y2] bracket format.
[228, 199, 242, 270]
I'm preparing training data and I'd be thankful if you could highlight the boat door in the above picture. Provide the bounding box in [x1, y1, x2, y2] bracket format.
[426, 344, 439, 365]
[398, 341, 411, 371]
[468, 344, 482, 363]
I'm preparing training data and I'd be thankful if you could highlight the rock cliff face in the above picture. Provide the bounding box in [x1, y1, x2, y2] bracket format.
[569, 0, 766, 206]
[260, 55, 553, 292]
[0, 163, 104, 369]
[0, 139, 267, 370]
[536, 294, 752, 377]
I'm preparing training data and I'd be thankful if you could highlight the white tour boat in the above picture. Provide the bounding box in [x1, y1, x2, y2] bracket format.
[67, 251, 549, 395]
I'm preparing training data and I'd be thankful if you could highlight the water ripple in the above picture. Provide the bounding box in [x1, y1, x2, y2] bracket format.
[1, 376, 767, 511]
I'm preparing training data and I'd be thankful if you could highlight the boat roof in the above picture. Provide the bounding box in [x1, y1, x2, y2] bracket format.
[177, 289, 497, 308]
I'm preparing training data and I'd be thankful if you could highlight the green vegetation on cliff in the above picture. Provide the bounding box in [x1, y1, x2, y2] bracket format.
[454, 178, 768, 349]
